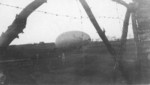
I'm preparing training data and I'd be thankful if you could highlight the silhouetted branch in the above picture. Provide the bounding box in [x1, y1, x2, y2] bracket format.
[79, 0, 117, 58]
[118, 9, 131, 56]
[117, 8, 132, 84]
[0, 0, 46, 47]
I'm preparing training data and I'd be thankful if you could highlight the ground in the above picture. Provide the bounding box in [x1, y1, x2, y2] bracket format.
[4, 39, 138, 85]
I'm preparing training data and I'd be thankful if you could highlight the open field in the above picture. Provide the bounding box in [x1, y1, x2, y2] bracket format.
[3, 39, 138, 85]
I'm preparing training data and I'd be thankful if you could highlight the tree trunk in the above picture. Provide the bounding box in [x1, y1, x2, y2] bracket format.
[133, 0, 150, 84]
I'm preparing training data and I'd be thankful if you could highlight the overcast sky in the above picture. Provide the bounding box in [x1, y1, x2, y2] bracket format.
[0, 0, 133, 45]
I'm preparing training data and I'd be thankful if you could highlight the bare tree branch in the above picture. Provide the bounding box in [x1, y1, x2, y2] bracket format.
[0, 0, 47, 47]
[118, 9, 131, 56]
[117, 8, 132, 84]
[79, 0, 117, 58]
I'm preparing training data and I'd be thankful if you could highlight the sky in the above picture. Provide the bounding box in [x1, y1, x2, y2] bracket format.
[0, 0, 133, 45]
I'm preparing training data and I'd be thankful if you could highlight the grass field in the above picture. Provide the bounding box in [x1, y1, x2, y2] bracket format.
[4, 39, 138, 85]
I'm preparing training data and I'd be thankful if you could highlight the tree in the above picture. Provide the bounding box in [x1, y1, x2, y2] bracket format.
[79, 0, 131, 84]
[132, 0, 150, 84]
[0, 0, 46, 84]
[113, 0, 150, 84]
